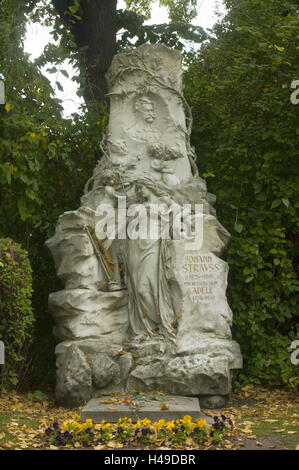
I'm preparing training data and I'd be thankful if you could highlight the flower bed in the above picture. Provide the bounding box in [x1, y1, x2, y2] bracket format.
[44, 414, 233, 449]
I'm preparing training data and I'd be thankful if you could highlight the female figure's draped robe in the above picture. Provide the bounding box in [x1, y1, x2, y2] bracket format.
[125, 201, 176, 343]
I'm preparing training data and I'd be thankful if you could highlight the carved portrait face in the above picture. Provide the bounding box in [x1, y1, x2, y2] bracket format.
[137, 184, 151, 201]
[135, 97, 156, 124]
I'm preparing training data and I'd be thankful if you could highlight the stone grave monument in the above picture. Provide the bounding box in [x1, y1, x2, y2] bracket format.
[46, 44, 242, 409]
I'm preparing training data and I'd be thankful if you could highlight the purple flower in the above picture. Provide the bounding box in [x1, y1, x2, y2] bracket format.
[56, 434, 65, 446]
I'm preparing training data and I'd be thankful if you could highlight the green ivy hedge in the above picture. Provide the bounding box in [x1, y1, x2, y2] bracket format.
[0, 238, 35, 390]
[184, 0, 299, 390]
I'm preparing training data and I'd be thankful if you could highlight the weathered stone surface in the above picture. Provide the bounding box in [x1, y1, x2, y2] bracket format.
[119, 353, 134, 388]
[56, 344, 92, 408]
[55, 341, 133, 395]
[45, 207, 107, 289]
[47, 233, 98, 289]
[199, 395, 229, 409]
[166, 355, 231, 396]
[177, 339, 242, 370]
[127, 355, 231, 397]
[90, 353, 120, 389]
[127, 361, 166, 393]
[202, 214, 230, 256]
[128, 338, 175, 362]
[55, 339, 124, 363]
[49, 288, 128, 342]
[81, 395, 207, 423]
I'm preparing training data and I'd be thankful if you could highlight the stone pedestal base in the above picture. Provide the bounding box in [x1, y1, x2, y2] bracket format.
[81, 395, 208, 423]
[127, 353, 239, 397]
[54, 337, 241, 408]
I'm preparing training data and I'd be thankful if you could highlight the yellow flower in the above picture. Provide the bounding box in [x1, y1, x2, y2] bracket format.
[196, 418, 206, 428]
[141, 418, 151, 427]
[85, 419, 93, 426]
[118, 417, 131, 425]
[166, 420, 175, 431]
[156, 419, 166, 427]
[182, 415, 192, 422]
[154, 419, 167, 431]
[73, 414, 80, 421]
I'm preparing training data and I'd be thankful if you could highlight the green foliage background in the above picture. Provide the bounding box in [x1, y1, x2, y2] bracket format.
[184, 0, 299, 388]
[0, 0, 298, 390]
[0, 0, 104, 389]
[0, 238, 35, 390]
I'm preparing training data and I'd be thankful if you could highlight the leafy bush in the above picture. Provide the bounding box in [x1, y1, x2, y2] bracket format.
[0, 238, 35, 390]
[184, 0, 299, 388]
[0, 2, 100, 389]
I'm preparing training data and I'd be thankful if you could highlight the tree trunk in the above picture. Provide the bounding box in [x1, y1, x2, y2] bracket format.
[52, 0, 117, 106]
